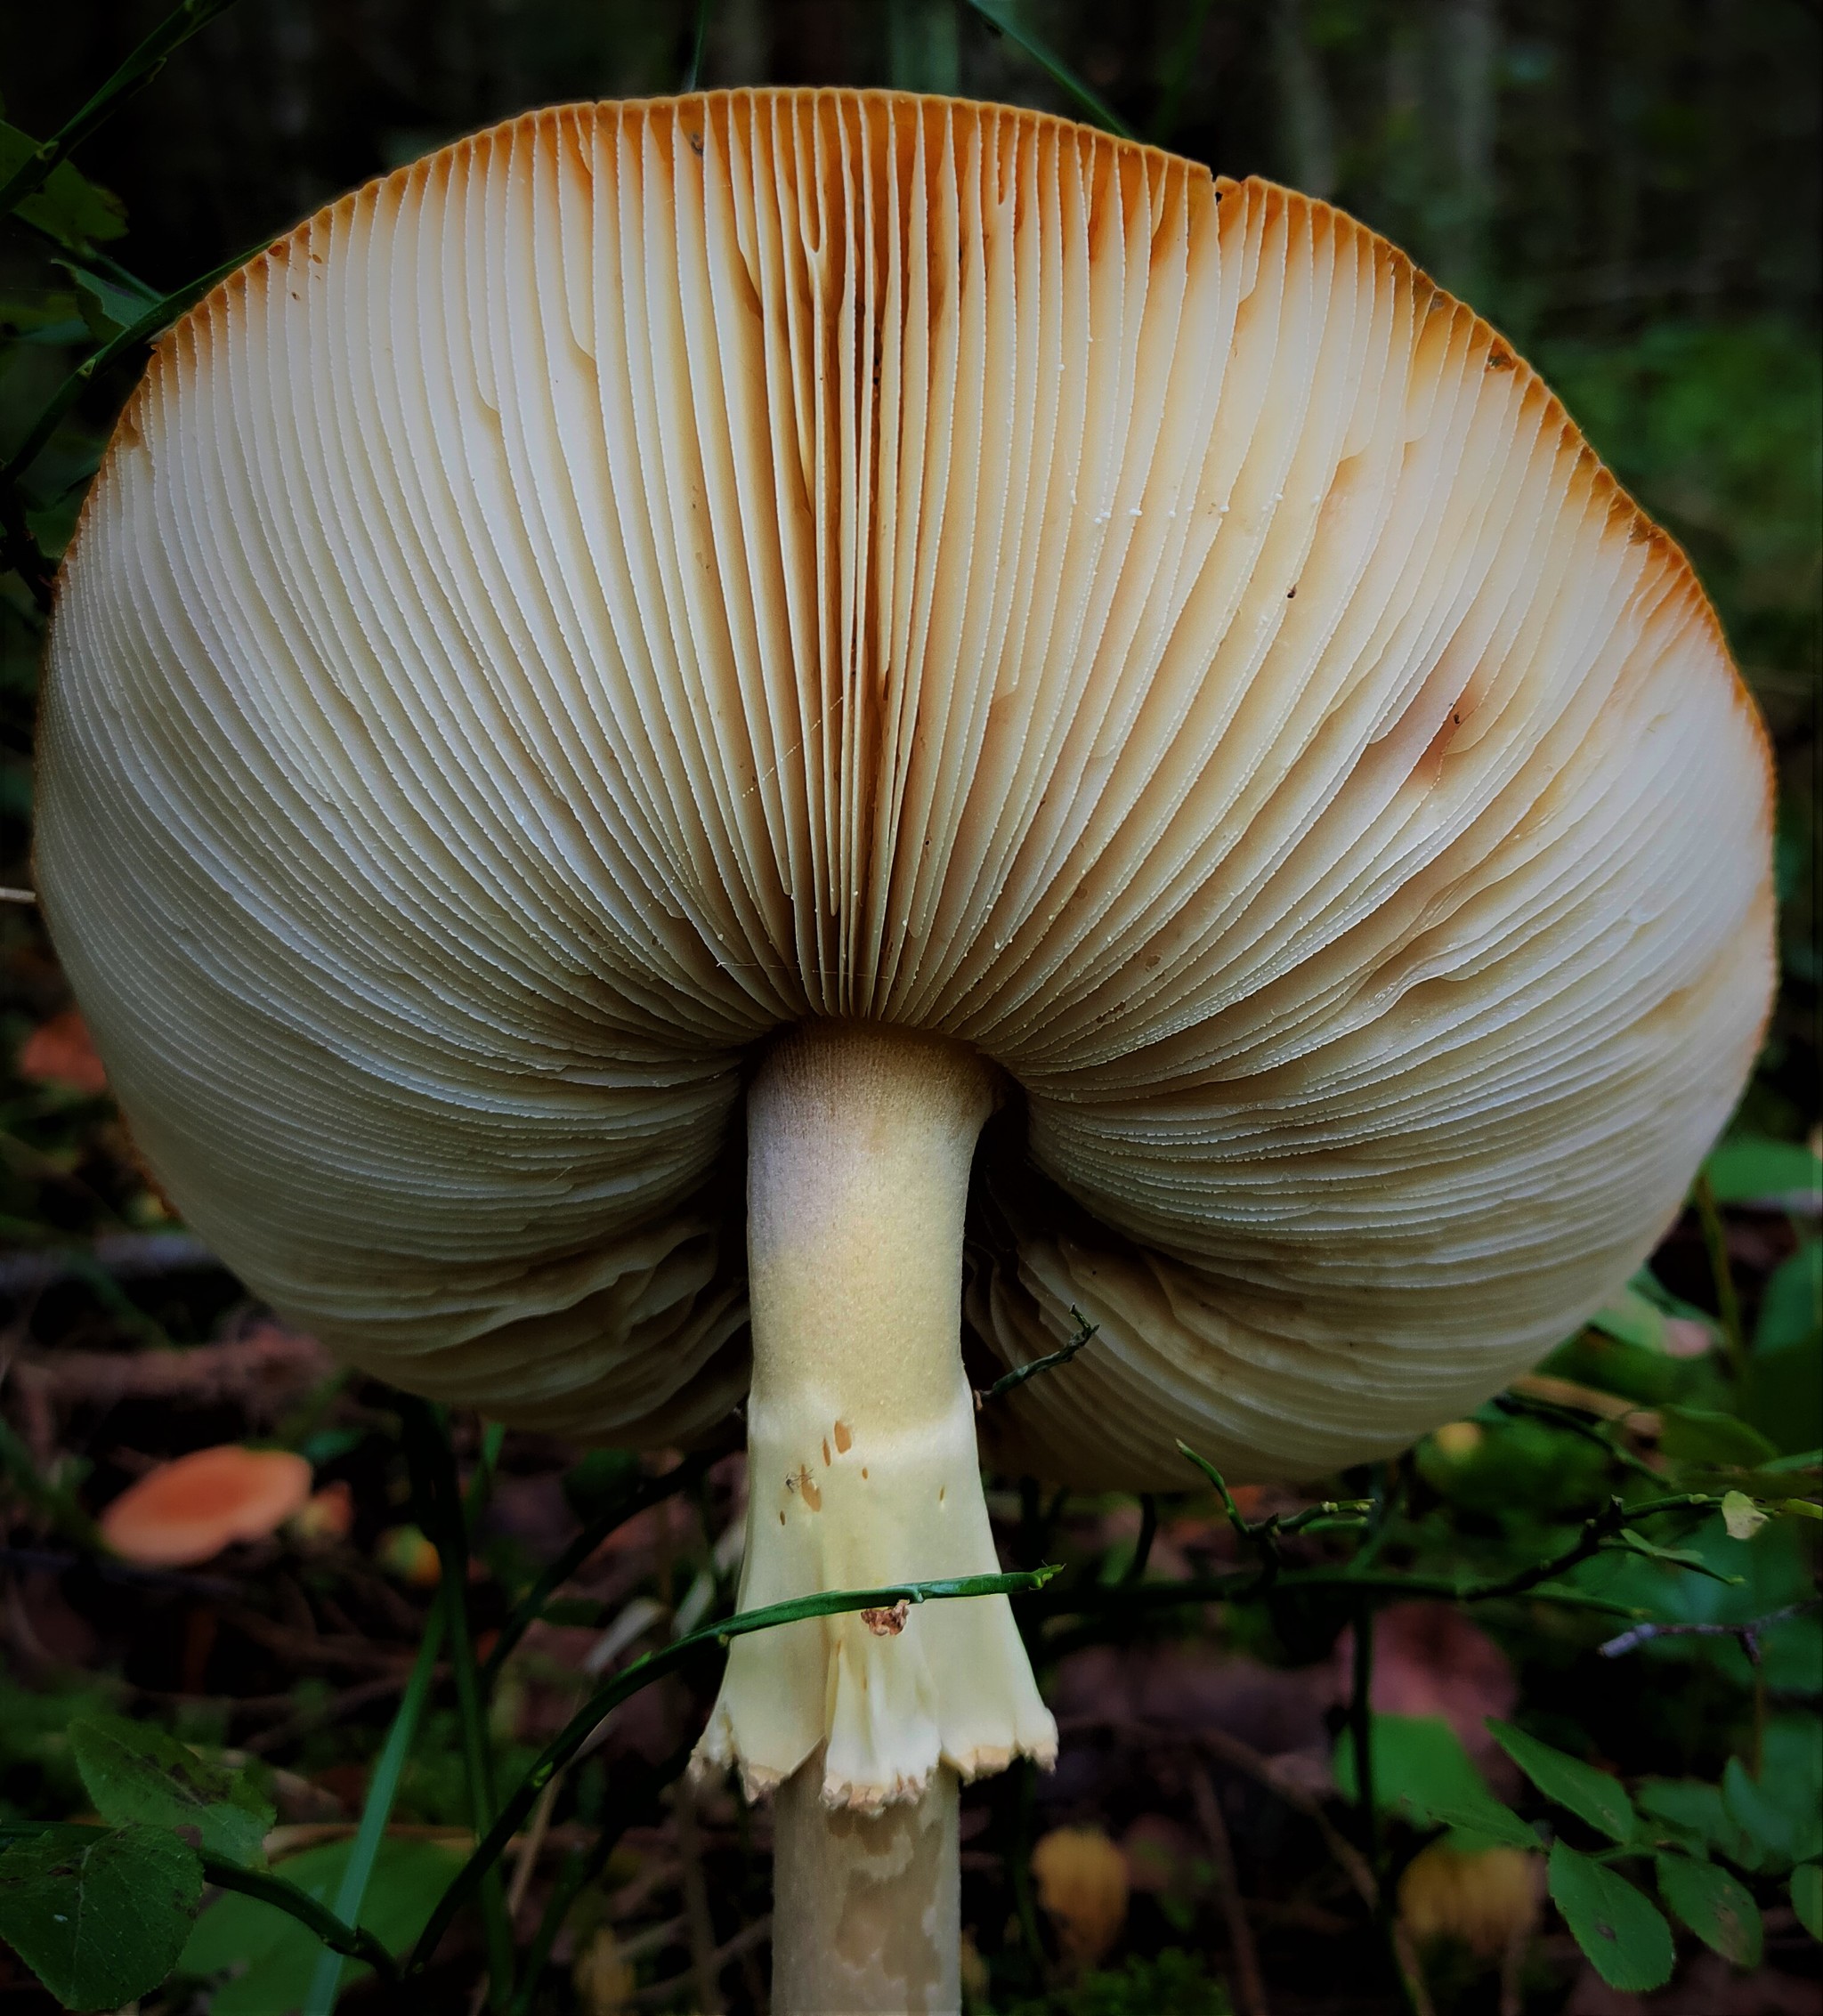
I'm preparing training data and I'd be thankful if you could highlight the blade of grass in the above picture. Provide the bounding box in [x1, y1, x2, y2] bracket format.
[403, 1566, 1057, 1977]
[300, 1606, 446, 2016]
[1150, 0, 1215, 143]
[681, 0, 712, 91]
[960, 1, 1136, 137]
[401, 1398, 513, 2009]
[0, 0, 240, 222]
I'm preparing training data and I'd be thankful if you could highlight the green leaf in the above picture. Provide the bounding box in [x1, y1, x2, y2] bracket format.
[1756, 1243, 1822, 1355]
[1791, 1864, 1822, 1941]
[1601, 1526, 1744, 1584]
[1333, 1714, 1523, 1842]
[1703, 1138, 1823, 1207]
[0, 121, 126, 247]
[0, 1824, 201, 2011]
[1431, 1804, 1540, 1852]
[1722, 1754, 1821, 1871]
[57, 263, 160, 341]
[1590, 1285, 1697, 1355]
[70, 1714, 273, 1867]
[1659, 1405, 1779, 1470]
[1637, 1778, 1757, 1866]
[179, 1837, 460, 2014]
[1721, 1489, 1770, 1540]
[1548, 1842, 1675, 1992]
[1656, 1851, 1763, 1965]
[1489, 1720, 1638, 1843]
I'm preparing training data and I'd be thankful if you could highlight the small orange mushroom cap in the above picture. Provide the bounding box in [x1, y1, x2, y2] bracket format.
[99, 1445, 312, 1567]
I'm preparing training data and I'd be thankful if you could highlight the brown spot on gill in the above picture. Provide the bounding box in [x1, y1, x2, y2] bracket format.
[833, 1420, 853, 1453]
[1487, 344, 1514, 369]
[822, 1438, 831, 1467]
[798, 1467, 822, 1512]
[861, 1600, 911, 1638]
[938, 1486, 946, 1504]
[861, 1468, 870, 1479]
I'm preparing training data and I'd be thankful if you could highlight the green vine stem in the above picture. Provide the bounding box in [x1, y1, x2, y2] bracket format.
[403, 1567, 1057, 1978]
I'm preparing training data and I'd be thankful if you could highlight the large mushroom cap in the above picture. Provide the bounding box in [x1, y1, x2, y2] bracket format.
[38, 89, 1772, 1483]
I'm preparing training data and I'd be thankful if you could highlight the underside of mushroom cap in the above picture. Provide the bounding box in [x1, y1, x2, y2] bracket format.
[38, 90, 1772, 1470]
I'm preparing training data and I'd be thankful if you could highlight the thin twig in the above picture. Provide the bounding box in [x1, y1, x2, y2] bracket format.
[504, 1772, 562, 1926]
[482, 1452, 717, 1688]
[1128, 1721, 1433, 2016]
[1188, 1761, 1268, 2016]
[242, 1674, 416, 1754]
[976, 1307, 1098, 1408]
[0, 1232, 222, 1297]
[624, 1916, 771, 2007]
[1598, 1598, 1820, 1660]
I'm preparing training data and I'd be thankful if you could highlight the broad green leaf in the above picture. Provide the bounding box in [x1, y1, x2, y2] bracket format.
[70, 1714, 272, 1867]
[1333, 1715, 1519, 1841]
[0, 1824, 201, 2011]
[179, 1837, 461, 2013]
[1659, 1405, 1779, 1470]
[1755, 1243, 1822, 1355]
[1724, 1753, 1823, 1870]
[1430, 1804, 1539, 1852]
[1548, 1842, 1674, 1992]
[1703, 1138, 1823, 1207]
[1489, 1720, 1637, 1843]
[1656, 1851, 1763, 1965]
[1590, 1285, 1678, 1353]
[61, 263, 160, 341]
[1637, 1778, 1756, 1866]
[0, 122, 127, 247]
[1602, 1526, 1743, 1584]
[1791, 1864, 1822, 1941]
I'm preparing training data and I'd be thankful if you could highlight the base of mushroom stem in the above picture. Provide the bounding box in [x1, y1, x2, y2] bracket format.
[772, 1752, 960, 2015]
[693, 1376, 1057, 1804]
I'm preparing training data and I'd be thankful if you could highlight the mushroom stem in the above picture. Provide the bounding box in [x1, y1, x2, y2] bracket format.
[773, 1753, 959, 2014]
[694, 1018, 1054, 2002]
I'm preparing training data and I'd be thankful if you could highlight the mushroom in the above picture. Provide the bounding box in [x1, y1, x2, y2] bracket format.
[36, 90, 1770, 2011]
[98, 1445, 312, 1567]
